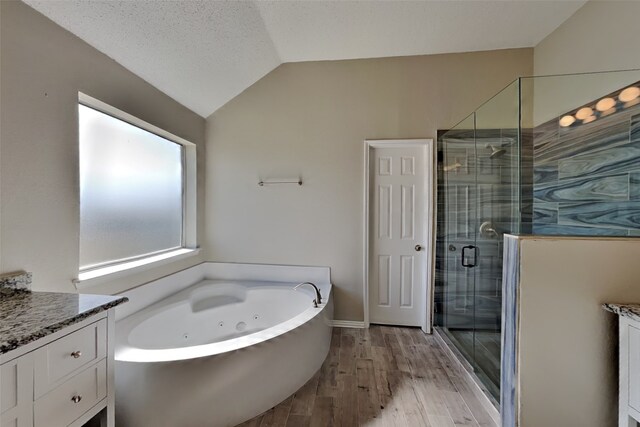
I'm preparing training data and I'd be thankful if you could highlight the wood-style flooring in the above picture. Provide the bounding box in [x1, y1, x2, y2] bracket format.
[447, 330, 501, 396]
[236, 326, 499, 427]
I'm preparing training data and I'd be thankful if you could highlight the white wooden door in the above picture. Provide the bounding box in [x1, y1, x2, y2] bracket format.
[369, 144, 428, 327]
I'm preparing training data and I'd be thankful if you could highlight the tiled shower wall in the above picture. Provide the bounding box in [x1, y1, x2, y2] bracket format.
[533, 85, 640, 236]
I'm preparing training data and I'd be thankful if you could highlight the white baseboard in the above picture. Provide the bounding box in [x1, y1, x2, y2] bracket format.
[331, 320, 366, 328]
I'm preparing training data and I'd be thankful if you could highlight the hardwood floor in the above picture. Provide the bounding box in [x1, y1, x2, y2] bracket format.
[447, 330, 501, 397]
[236, 326, 499, 427]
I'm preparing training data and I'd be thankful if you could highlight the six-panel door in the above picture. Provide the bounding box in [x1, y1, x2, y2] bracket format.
[370, 145, 427, 327]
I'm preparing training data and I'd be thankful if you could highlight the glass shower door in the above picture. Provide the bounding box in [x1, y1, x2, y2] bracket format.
[442, 112, 480, 378]
[472, 79, 520, 399]
[440, 80, 521, 401]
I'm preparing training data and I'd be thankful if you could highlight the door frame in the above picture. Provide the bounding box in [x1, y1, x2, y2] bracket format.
[363, 139, 435, 333]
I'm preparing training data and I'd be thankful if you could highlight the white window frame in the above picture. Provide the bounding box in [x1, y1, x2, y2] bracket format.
[74, 93, 198, 289]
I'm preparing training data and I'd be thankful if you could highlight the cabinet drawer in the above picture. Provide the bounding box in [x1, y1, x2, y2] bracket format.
[34, 319, 106, 398]
[34, 359, 106, 427]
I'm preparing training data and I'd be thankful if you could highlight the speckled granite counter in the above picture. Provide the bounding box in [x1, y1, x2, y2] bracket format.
[0, 290, 128, 355]
[603, 303, 640, 322]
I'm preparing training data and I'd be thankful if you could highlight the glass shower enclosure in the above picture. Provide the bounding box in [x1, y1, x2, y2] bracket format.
[435, 69, 640, 401]
[438, 80, 521, 400]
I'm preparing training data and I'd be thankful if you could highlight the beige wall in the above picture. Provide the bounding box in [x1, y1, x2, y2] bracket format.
[527, 69, 640, 126]
[517, 237, 640, 427]
[0, 1, 206, 295]
[206, 49, 533, 321]
[534, 0, 640, 76]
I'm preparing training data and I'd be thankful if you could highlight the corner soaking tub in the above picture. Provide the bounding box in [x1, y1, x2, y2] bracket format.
[114, 279, 333, 427]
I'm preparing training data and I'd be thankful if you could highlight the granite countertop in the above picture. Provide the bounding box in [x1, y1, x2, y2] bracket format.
[603, 303, 640, 322]
[0, 290, 128, 355]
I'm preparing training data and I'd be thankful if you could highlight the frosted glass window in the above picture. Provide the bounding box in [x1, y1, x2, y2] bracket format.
[79, 104, 183, 269]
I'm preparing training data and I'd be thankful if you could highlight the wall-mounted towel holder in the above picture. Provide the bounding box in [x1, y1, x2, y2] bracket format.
[258, 178, 302, 186]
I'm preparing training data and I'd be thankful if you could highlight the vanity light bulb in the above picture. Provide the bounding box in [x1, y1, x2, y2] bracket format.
[559, 115, 576, 127]
[575, 107, 594, 120]
[582, 115, 596, 124]
[619, 87, 640, 103]
[624, 97, 640, 109]
[595, 97, 616, 112]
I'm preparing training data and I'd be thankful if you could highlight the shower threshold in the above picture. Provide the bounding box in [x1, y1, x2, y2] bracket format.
[433, 326, 500, 415]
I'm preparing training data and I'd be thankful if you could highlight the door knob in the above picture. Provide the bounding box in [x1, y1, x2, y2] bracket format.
[415, 245, 422, 252]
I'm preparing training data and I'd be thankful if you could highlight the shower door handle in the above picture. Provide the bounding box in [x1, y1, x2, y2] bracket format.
[461, 245, 477, 268]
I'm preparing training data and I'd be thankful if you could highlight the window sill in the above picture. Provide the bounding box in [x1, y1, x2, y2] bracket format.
[74, 248, 200, 291]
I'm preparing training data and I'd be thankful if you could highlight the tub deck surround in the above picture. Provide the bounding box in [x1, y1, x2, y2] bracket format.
[0, 290, 128, 355]
[116, 279, 331, 362]
[115, 261, 331, 321]
[603, 303, 640, 322]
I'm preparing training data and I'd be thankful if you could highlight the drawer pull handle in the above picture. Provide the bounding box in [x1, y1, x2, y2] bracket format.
[71, 351, 82, 359]
[71, 395, 82, 403]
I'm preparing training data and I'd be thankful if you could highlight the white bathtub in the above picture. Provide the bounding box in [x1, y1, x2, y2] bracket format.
[114, 263, 333, 427]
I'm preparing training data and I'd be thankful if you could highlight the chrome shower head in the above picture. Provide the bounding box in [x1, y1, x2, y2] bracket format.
[486, 144, 506, 159]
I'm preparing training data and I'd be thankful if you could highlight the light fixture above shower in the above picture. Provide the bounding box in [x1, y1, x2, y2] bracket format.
[619, 86, 640, 103]
[595, 97, 616, 112]
[558, 82, 640, 128]
[559, 115, 576, 127]
[575, 107, 593, 120]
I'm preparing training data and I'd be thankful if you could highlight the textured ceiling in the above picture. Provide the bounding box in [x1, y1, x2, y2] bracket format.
[24, 0, 586, 117]
[257, 1, 586, 62]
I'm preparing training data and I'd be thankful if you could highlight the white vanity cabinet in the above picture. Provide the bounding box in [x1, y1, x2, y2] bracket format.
[0, 310, 116, 427]
[0, 353, 33, 427]
[618, 312, 640, 427]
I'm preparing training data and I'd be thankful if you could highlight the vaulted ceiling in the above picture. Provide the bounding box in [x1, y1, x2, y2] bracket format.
[24, 0, 586, 117]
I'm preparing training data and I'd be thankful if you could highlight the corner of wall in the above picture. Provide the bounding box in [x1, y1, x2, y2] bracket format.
[534, 0, 640, 76]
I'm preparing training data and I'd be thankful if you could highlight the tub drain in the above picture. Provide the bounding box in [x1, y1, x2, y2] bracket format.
[236, 321, 247, 332]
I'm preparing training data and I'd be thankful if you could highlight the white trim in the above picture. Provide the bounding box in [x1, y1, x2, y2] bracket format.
[363, 139, 435, 333]
[426, 139, 436, 334]
[332, 320, 366, 329]
[73, 248, 201, 290]
[78, 93, 195, 147]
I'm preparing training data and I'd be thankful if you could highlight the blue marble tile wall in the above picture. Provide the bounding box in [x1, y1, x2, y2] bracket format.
[533, 82, 640, 236]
